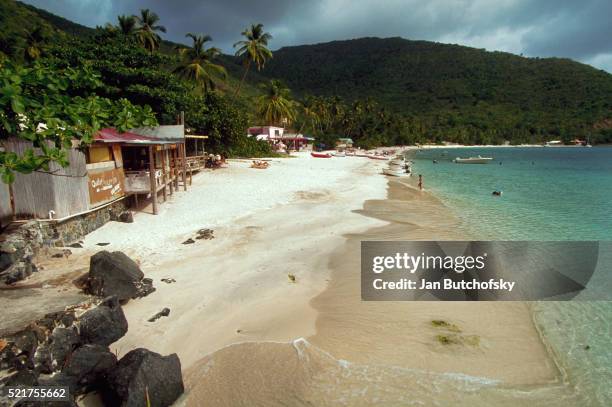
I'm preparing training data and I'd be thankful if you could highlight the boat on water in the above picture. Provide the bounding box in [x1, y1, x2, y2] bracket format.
[389, 158, 405, 166]
[311, 152, 332, 158]
[454, 155, 493, 164]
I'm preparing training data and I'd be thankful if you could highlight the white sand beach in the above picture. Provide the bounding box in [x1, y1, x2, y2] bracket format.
[80, 152, 390, 361]
[3, 151, 566, 405]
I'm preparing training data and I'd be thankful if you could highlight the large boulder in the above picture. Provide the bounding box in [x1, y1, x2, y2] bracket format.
[105, 348, 184, 407]
[63, 344, 117, 391]
[87, 251, 146, 301]
[79, 297, 128, 346]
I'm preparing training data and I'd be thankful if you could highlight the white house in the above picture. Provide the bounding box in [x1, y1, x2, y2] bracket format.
[247, 126, 284, 141]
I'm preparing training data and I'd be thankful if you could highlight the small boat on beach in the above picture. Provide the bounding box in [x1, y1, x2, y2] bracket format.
[332, 151, 346, 157]
[311, 152, 332, 158]
[383, 168, 411, 177]
[454, 155, 493, 164]
[367, 155, 390, 161]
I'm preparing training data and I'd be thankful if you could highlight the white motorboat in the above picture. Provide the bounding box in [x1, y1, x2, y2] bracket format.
[389, 158, 405, 166]
[332, 151, 346, 157]
[383, 168, 411, 177]
[454, 155, 493, 164]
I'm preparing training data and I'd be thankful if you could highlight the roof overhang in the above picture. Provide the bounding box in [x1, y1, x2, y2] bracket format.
[94, 128, 183, 145]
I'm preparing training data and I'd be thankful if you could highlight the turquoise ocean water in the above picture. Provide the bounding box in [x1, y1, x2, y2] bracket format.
[411, 147, 612, 406]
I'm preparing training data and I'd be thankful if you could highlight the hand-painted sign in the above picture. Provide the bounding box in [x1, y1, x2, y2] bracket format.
[88, 168, 125, 206]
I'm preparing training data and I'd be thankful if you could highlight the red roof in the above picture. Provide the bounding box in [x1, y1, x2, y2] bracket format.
[94, 128, 159, 144]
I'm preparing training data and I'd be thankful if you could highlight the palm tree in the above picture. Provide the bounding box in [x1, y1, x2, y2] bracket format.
[174, 33, 227, 93]
[117, 15, 137, 37]
[135, 9, 166, 52]
[22, 26, 48, 62]
[298, 96, 321, 134]
[233, 23, 273, 96]
[256, 80, 296, 126]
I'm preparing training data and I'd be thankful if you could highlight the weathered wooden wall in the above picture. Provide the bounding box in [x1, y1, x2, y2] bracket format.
[5, 139, 89, 220]
[0, 182, 11, 226]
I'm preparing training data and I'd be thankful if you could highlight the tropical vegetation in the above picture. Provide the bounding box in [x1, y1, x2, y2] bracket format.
[134, 9, 166, 52]
[174, 33, 227, 94]
[1, 0, 611, 185]
[234, 23, 273, 96]
[0, 1, 277, 183]
[0, 61, 156, 183]
[256, 79, 297, 126]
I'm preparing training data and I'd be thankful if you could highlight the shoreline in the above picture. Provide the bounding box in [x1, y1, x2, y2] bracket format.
[309, 178, 560, 384]
[178, 160, 571, 405]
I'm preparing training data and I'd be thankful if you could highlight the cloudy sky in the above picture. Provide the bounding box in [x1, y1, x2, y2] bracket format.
[22, 0, 612, 72]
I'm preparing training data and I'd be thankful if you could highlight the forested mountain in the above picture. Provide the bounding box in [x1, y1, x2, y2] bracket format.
[0, 0, 266, 103]
[2, 0, 612, 145]
[264, 37, 612, 143]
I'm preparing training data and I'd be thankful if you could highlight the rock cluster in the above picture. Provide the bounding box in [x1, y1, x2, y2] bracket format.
[195, 228, 214, 240]
[182, 228, 215, 245]
[0, 222, 43, 285]
[0, 297, 183, 406]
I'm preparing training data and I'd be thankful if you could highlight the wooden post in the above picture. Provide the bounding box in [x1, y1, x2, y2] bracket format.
[173, 148, 179, 189]
[168, 147, 174, 195]
[161, 148, 168, 202]
[148, 146, 158, 215]
[181, 144, 187, 191]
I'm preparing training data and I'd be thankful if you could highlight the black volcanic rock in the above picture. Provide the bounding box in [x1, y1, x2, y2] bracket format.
[105, 348, 184, 407]
[118, 211, 134, 223]
[86, 251, 146, 301]
[79, 296, 128, 346]
[63, 344, 117, 391]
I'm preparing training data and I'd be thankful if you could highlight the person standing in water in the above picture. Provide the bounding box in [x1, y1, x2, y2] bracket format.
[418, 174, 423, 190]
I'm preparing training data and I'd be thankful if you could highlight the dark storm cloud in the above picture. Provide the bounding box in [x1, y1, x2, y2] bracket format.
[21, 0, 612, 72]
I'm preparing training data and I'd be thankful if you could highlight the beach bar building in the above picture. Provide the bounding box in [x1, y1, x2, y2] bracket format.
[96, 125, 188, 215]
[0, 125, 187, 224]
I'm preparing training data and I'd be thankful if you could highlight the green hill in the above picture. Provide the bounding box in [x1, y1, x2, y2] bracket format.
[262, 37, 612, 142]
[0, 0, 265, 98]
[3, 0, 612, 143]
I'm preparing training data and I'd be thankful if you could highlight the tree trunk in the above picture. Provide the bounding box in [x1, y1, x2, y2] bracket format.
[235, 59, 251, 97]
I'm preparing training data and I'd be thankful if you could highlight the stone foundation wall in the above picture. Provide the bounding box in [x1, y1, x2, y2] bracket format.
[41, 199, 130, 247]
[0, 199, 130, 284]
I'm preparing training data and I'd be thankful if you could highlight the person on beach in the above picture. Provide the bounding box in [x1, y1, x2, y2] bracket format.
[418, 174, 423, 190]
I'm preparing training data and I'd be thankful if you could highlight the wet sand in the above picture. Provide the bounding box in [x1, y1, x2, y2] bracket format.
[309, 178, 558, 383]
